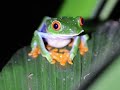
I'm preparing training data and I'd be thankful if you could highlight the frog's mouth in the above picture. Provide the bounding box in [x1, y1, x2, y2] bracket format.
[38, 30, 84, 39]
[48, 30, 84, 39]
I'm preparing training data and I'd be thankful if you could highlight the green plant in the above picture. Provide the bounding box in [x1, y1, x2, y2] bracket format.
[0, 21, 120, 90]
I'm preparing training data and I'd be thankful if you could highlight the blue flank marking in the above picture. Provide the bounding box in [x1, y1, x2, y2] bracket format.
[38, 23, 46, 33]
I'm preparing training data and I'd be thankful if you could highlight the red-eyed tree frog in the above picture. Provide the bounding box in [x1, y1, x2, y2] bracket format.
[29, 16, 89, 65]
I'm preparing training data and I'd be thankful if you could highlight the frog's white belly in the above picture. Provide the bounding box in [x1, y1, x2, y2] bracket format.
[46, 38, 71, 48]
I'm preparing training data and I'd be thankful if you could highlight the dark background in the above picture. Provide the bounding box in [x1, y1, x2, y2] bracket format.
[0, 1, 64, 71]
[0, 0, 120, 71]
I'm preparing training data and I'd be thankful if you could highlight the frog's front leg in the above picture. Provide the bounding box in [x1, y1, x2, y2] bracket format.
[70, 36, 80, 60]
[29, 31, 52, 63]
[70, 35, 89, 61]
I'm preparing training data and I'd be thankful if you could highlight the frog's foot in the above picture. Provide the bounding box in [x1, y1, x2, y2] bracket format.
[60, 59, 67, 66]
[59, 49, 73, 66]
[58, 52, 72, 66]
[79, 41, 88, 56]
[64, 52, 73, 65]
[50, 48, 73, 66]
[28, 46, 41, 58]
[50, 48, 59, 64]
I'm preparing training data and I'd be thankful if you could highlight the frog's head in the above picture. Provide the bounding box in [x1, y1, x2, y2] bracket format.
[46, 16, 84, 37]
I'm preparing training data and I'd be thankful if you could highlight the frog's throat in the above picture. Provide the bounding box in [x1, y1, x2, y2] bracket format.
[46, 38, 71, 48]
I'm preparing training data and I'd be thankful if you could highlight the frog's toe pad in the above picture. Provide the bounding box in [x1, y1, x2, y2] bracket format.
[28, 52, 39, 58]
[60, 62, 66, 66]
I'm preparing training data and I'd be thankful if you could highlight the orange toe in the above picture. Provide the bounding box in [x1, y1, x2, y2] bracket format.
[28, 46, 40, 58]
[79, 41, 88, 56]
[68, 60, 73, 65]
[60, 60, 67, 66]
[51, 52, 60, 62]
[51, 60, 56, 64]
[59, 49, 69, 53]
[50, 48, 58, 53]
[80, 51, 85, 56]
[50, 48, 73, 66]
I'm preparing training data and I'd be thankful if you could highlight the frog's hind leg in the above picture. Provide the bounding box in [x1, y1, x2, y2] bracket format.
[79, 34, 89, 56]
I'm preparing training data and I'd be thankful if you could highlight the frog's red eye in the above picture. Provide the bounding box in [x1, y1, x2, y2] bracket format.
[52, 20, 61, 30]
[79, 17, 84, 26]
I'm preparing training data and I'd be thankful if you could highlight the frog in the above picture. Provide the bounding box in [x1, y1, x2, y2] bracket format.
[28, 16, 89, 65]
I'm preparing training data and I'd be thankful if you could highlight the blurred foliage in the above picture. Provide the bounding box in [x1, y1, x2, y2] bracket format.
[58, 0, 97, 18]
[89, 56, 120, 90]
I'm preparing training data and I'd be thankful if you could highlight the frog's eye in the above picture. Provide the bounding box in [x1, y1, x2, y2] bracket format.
[52, 20, 61, 30]
[79, 17, 84, 26]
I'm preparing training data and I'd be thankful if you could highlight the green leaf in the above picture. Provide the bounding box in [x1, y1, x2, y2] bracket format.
[0, 21, 120, 90]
